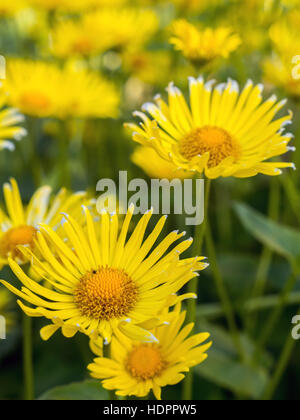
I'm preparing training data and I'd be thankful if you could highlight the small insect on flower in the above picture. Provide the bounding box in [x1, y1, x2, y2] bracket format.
[0, 178, 86, 268]
[88, 303, 212, 400]
[170, 20, 241, 66]
[126, 77, 295, 179]
[0, 205, 207, 343]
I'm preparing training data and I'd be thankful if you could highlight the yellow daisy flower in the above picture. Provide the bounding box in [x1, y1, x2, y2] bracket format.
[88, 303, 212, 400]
[0, 205, 207, 343]
[0, 178, 86, 268]
[126, 77, 295, 179]
[51, 20, 102, 58]
[170, 20, 241, 65]
[4, 59, 119, 119]
[0, 87, 26, 151]
[132, 146, 193, 180]
[51, 8, 158, 58]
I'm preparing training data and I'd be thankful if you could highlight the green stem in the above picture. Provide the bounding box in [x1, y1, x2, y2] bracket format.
[262, 307, 300, 400]
[182, 179, 211, 400]
[280, 174, 300, 225]
[205, 221, 246, 363]
[28, 117, 43, 187]
[59, 121, 71, 189]
[103, 344, 117, 400]
[23, 313, 34, 400]
[186, 179, 211, 323]
[252, 263, 299, 365]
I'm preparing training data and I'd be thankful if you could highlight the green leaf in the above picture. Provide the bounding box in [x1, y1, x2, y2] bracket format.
[194, 321, 271, 398]
[195, 349, 268, 399]
[234, 202, 300, 260]
[38, 379, 109, 400]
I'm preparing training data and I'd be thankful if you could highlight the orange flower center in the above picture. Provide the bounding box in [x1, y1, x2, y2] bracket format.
[72, 38, 93, 55]
[20, 91, 51, 115]
[0, 225, 37, 261]
[127, 344, 166, 380]
[179, 125, 239, 168]
[74, 267, 138, 320]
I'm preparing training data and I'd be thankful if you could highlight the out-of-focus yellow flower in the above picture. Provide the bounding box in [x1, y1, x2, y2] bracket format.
[14, 8, 49, 45]
[122, 50, 173, 86]
[51, 8, 158, 59]
[224, 0, 280, 53]
[265, 11, 300, 98]
[0, 178, 86, 269]
[127, 77, 295, 179]
[0, 0, 26, 17]
[0, 206, 207, 343]
[132, 146, 193, 180]
[170, 20, 241, 66]
[280, 0, 300, 7]
[264, 56, 300, 99]
[88, 303, 212, 400]
[0, 287, 15, 333]
[29, 0, 126, 12]
[269, 14, 300, 59]
[163, 0, 220, 13]
[4, 59, 119, 119]
[51, 20, 101, 58]
[0, 87, 26, 152]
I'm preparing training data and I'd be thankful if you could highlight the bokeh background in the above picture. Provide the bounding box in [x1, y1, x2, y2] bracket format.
[0, 0, 299, 401]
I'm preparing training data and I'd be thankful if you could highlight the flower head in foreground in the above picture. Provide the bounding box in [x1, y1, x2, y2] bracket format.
[4, 59, 119, 119]
[0, 87, 26, 151]
[51, 8, 158, 58]
[0, 178, 86, 268]
[1, 205, 207, 343]
[88, 303, 212, 399]
[170, 20, 241, 66]
[126, 77, 295, 178]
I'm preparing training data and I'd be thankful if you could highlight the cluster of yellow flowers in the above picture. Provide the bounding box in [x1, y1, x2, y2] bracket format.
[0, 179, 211, 399]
